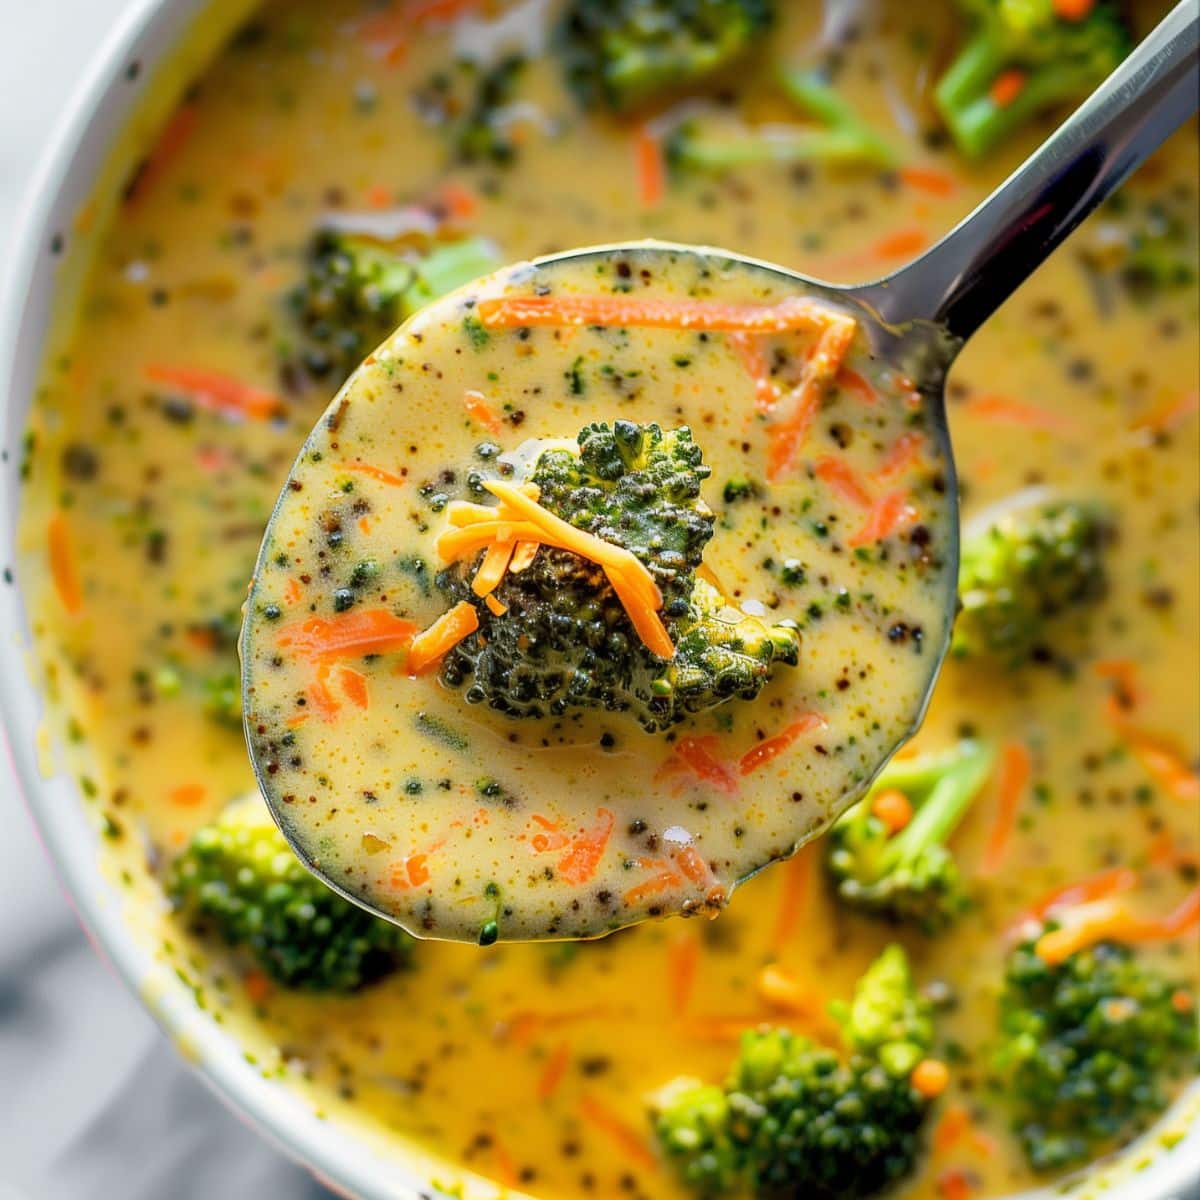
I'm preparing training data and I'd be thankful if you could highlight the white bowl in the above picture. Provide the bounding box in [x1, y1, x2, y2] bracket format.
[1, 4, 1196, 1198]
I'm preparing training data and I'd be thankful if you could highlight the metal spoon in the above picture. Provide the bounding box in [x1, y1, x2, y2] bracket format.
[246, 1, 1197, 937]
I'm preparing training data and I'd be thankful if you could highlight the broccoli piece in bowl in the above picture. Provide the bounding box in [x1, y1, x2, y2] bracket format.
[653, 945, 943, 1198]
[934, 0, 1131, 158]
[993, 936, 1197, 1172]
[437, 421, 799, 732]
[282, 230, 499, 386]
[560, 0, 775, 113]
[954, 494, 1112, 666]
[168, 795, 413, 992]
[826, 740, 995, 934]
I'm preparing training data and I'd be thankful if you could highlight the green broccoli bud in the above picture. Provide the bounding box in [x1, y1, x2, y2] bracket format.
[826, 740, 995, 933]
[168, 796, 413, 992]
[653, 945, 937, 1199]
[282, 231, 500, 386]
[954, 495, 1112, 666]
[934, 0, 1131, 158]
[453, 54, 527, 166]
[436, 422, 800, 732]
[560, 0, 775, 113]
[993, 937, 1198, 1172]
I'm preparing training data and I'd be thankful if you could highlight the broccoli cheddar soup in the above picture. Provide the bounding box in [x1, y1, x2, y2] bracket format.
[244, 247, 955, 941]
[16, 1, 1199, 1199]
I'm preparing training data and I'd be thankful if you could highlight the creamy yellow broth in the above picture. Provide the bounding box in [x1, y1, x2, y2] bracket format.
[16, 1, 1199, 1197]
[243, 247, 954, 940]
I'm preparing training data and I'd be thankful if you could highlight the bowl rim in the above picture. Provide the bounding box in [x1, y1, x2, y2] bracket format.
[0, 4, 1197, 1200]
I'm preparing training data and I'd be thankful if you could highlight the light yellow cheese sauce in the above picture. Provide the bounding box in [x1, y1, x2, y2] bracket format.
[243, 247, 954, 940]
[15, 1, 1198, 1197]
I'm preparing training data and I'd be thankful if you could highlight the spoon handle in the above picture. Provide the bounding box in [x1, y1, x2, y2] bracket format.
[867, 0, 1199, 342]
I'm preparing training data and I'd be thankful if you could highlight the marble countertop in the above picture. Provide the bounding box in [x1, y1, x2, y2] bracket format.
[0, 6, 327, 1197]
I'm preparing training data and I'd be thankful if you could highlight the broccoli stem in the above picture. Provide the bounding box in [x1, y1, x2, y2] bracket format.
[934, 33, 1008, 117]
[407, 237, 499, 314]
[881, 742, 994, 872]
[778, 68, 897, 167]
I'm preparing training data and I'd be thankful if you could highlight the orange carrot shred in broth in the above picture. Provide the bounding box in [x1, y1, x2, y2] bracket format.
[771, 846, 815, 955]
[815, 456, 874, 509]
[48, 512, 83, 615]
[963, 393, 1072, 432]
[989, 69, 1027, 108]
[125, 104, 198, 206]
[635, 125, 666, 209]
[462, 388, 504, 433]
[849, 489, 916, 548]
[1035, 887, 1200, 965]
[899, 165, 959, 197]
[537, 1042, 572, 1101]
[144, 363, 284, 420]
[728, 331, 777, 413]
[871, 788, 914, 834]
[169, 783, 208, 807]
[668, 934, 700, 1016]
[578, 1093, 659, 1171]
[556, 808, 615, 885]
[338, 460, 407, 487]
[277, 609, 419, 662]
[338, 667, 370, 709]
[980, 741, 1031, 876]
[739, 713, 826, 775]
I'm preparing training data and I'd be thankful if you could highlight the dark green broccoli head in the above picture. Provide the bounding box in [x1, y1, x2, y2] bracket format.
[168, 796, 413, 992]
[993, 938, 1197, 1172]
[653, 946, 937, 1199]
[935, 0, 1131, 157]
[560, 0, 775, 112]
[953, 496, 1111, 666]
[282, 232, 499, 385]
[437, 422, 799, 732]
[826, 741, 995, 934]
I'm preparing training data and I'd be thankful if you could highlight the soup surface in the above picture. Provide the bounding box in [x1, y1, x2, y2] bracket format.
[16, 1, 1198, 1198]
[243, 246, 954, 940]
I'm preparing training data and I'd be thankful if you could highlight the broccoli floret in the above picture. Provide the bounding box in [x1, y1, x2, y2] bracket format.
[454, 55, 527, 165]
[282, 232, 500, 385]
[669, 68, 896, 173]
[826, 740, 995, 933]
[168, 796, 413, 992]
[954, 496, 1111, 666]
[653, 946, 938, 1199]
[993, 938, 1198, 1172]
[437, 422, 800, 732]
[934, 0, 1131, 158]
[560, 0, 775, 112]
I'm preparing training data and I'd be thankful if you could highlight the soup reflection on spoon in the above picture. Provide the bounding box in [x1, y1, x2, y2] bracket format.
[242, 3, 1197, 942]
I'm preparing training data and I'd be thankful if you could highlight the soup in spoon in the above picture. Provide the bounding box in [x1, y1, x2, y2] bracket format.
[243, 243, 956, 941]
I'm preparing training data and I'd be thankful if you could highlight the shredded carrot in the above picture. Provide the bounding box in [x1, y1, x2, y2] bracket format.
[771, 846, 815, 955]
[388, 850, 435, 891]
[538, 1042, 572, 1101]
[243, 970, 273, 1006]
[1035, 887, 1200, 965]
[509, 540, 540, 573]
[125, 104, 198, 206]
[502, 1006, 611, 1047]
[623, 860, 682, 908]
[668, 934, 700, 1017]
[169, 783, 208, 807]
[1018, 866, 1140, 929]
[482, 480, 672, 657]
[48, 512, 83, 615]
[1133, 390, 1198, 434]
[836, 366, 878, 404]
[307, 672, 342, 722]
[756, 963, 821, 1016]
[635, 125, 666, 209]
[875, 432, 926, 481]
[462, 388, 504, 433]
[937, 1168, 974, 1200]
[980, 741, 1030, 876]
[1172, 989, 1195, 1014]
[277, 608, 418, 663]
[871, 788, 914, 834]
[435, 178, 480, 222]
[485, 593, 507, 616]
[1052, 0, 1097, 21]
[1149, 832, 1200, 871]
[406, 0, 479, 21]
[849, 489, 916, 548]
[1121, 728, 1200, 804]
[899, 165, 959, 198]
[578, 1093, 659, 1171]
[911, 1058, 950, 1099]
[739, 713, 826, 775]
[933, 1104, 972, 1154]
[815, 456, 874, 509]
[867, 227, 930, 262]
[989, 69, 1027, 108]
[338, 667, 370, 709]
[338, 460, 406, 487]
[667, 736, 739, 795]
[963, 393, 1071, 432]
[556, 808, 615, 885]
[407, 601, 480, 674]
[489, 1140, 519, 1190]
[476, 293, 834, 334]
[1093, 657, 1144, 717]
[728, 332, 778, 413]
[145, 364, 283, 421]
[472, 539, 515, 597]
